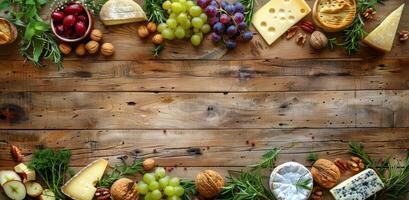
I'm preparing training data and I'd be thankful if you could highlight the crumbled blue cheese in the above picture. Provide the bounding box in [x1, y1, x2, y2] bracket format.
[330, 169, 384, 200]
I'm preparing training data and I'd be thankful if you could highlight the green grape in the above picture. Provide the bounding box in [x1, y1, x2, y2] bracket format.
[191, 17, 203, 28]
[174, 186, 185, 197]
[159, 176, 170, 188]
[157, 23, 167, 33]
[167, 196, 181, 200]
[174, 26, 185, 39]
[149, 181, 160, 191]
[166, 18, 177, 29]
[176, 13, 188, 24]
[184, 29, 192, 38]
[186, 0, 195, 9]
[168, 177, 180, 186]
[190, 34, 201, 46]
[178, 0, 187, 5]
[162, 0, 172, 10]
[171, 2, 184, 14]
[151, 190, 162, 200]
[169, 13, 177, 19]
[201, 24, 211, 33]
[164, 186, 176, 196]
[196, 32, 203, 40]
[181, 20, 191, 29]
[137, 182, 149, 195]
[161, 28, 175, 40]
[199, 13, 207, 23]
[189, 6, 202, 17]
[145, 193, 152, 200]
[144, 173, 156, 184]
[193, 28, 200, 33]
[155, 167, 166, 179]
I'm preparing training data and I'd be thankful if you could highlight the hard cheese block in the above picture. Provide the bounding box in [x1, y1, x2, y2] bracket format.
[330, 169, 384, 200]
[252, 0, 311, 45]
[62, 159, 108, 200]
[100, 0, 147, 26]
[363, 4, 405, 52]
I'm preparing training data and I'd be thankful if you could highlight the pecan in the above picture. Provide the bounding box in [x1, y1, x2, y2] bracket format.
[399, 30, 408, 42]
[300, 21, 315, 33]
[310, 186, 324, 200]
[95, 187, 110, 200]
[334, 158, 349, 173]
[10, 145, 23, 162]
[362, 8, 376, 20]
[295, 33, 307, 45]
[286, 26, 298, 40]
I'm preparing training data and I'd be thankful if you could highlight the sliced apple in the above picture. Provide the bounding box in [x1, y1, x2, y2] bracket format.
[39, 189, 56, 200]
[0, 171, 21, 185]
[24, 181, 43, 197]
[2, 180, 26, 200]
[14, 163, 28, 174]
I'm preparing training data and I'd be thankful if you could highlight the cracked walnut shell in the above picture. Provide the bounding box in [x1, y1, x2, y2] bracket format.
[85, 40, 99, 54]
[110, 178, 138, 200]
[195, 170, 224, 198]
[311, 159, 341, 189]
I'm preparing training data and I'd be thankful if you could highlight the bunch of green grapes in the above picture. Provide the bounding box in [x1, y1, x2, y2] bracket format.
[137, 167, 185, 200]
[158, 0, 211, 46]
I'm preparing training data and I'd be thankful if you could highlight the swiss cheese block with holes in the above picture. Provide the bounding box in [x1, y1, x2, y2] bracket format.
[252, 0, 311, 45]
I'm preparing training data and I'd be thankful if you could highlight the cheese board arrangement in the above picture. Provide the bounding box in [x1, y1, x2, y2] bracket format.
[1, 142, 408, 200]
[0, 0, 407, 69]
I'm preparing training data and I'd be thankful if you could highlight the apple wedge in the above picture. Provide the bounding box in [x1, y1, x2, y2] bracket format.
[13, 163, 28, 174]
[39, 189, 56, 200]
[0, 171, 21, 185]
[2, 180, 26, 200]
[24, 181, 43, 197]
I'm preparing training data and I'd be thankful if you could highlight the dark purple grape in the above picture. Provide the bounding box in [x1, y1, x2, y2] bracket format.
[233, 12, 244, 23]
[233, 2, 244, 13]
[221, 0, 228, 9]
[237, 22, 247, 30]
[213, 22, 225, 34]
[209, 0, 219, 8]
[197, 0, 208, 8]
[225, 4, 235, 14]
[220, 14, 230, 24]
[205, 5, 217, 17]
[209, 16, 218, 26]
[226, 39, 237, 49]
[242, 31, 253, 41]
[226, 25, 237, 36]
[211, 32, 222, 42]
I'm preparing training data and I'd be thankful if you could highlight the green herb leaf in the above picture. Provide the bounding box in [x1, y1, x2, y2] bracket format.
[144, 0, 167, 24]
[152, 44, 165, 57]
[181, 180, 197, 200]
[239, 0, 256, 26]
[98, 158, 144, 188]
[307, 152, 318, 163]
[250, 148, 280, 170]
[0, 1, 10, 10]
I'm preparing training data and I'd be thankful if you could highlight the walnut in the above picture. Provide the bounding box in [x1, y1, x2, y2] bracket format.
[90, 29, 103, 42]
[85, 40, 99, 54]
[295, 33, 307, 45]
[310, 31, 328, 50]
[110, 178, 138, 200]
[142, 158, 155, 171]
[59, 43, 72, 55]
[152, 34, 163, 45]
[311, 159, 341, 189]
[399, 30, 408, 42]
[138, 25, 150, 38]
[75, 44, 86, 56]
[101, 43, 115, 56]
[95, 187, 110, 200]
[195, 170, 224, 198]
[286, 26, 298, 40]
[351, 156, 365, 171]
[10, 145, 23, 162]
[147, 22, 157, 33]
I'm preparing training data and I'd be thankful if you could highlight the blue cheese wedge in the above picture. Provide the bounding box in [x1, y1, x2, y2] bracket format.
[330, 169, 384, 200]
[269, 162, 313, 200]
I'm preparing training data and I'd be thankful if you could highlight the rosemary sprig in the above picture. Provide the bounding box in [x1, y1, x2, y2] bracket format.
[307, 152, 318, 163]
[98, 158, 144, 187]
[328, 37, 339, 50]
[152, 44, 165, 57]
[181, 180, 197, 200]
[239, 0, 256, 26]
[250, 148, 280, 170]
[143, 0, 167, 24]
[295, 175, 312, 191]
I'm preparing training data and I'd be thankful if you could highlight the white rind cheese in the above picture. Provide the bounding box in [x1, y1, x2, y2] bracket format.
[269, 162, 313, 200]
[330, 169, 384, 200]
[252, 0, 311, 45]
[100, 0, 147, 26]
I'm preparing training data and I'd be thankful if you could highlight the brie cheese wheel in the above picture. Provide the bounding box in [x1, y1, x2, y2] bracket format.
[269, 162, 313, 200]
[100, 0, 147, 26]
[313, 0, 356, 32]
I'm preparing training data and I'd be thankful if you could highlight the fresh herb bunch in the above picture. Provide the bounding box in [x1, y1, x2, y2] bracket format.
[250, 148, 280, 170]
[349, 142, 409, 200]
[239, 0, 256, 26]
[98, 158, 144, 187]
[28, 148, 72, 199]
[152, 44, 165, 57]
[1, 0, 63, 69]
[181, 180, 197, 200]
[144, 0, 167, 24]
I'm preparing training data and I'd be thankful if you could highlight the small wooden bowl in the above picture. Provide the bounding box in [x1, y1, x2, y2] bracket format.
[50, 5, 94, 43]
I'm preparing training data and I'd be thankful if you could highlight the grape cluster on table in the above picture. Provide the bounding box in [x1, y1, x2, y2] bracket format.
[198, 0, 253, 49]
[137, 167, 185, 200]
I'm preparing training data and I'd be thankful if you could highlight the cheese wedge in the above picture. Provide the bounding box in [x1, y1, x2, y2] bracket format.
[252, 0, 311, 45]
[100, 0, 147, 26]
[61, 159, 108, 200]
[363, 4, 405, 52]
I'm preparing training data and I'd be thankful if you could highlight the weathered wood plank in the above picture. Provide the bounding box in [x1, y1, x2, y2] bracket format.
[1, 59, 408, 92]
[1, 129, 408, 168]
[1, 91, 408, 129]
[0, 0, 407, 61]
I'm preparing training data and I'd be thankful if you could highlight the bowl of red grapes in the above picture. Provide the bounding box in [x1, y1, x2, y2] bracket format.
[50, 2, 93, 43]
[197, 0, 253, 49]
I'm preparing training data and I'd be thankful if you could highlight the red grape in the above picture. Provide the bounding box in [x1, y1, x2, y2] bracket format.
[205, 5, 217, 17]
[63, 15, 76, 29]
[75, 21, 86, 36]
[77, 15, 87, 23]
[220, 14, 230, 24]
[51, 11, 65, 21]
[211, 32, 222, 42]
[64, 3, 84, 15]
[55, 24, 64, 35]
[233, 13, 244, 23]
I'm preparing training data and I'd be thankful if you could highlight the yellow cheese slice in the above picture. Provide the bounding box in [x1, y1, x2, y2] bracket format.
[252, 0, 311, 45]
[61, 159, 108, 200]
[363, 4, 405, 52]
[100, 0, 147, 26]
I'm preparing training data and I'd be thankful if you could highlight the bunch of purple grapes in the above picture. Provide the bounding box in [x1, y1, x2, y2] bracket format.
[196, 0, 253, 49]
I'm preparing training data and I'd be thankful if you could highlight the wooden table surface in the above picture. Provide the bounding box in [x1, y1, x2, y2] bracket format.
[0, 0, 409, 199]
